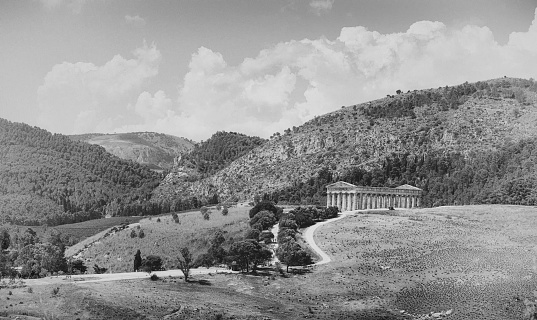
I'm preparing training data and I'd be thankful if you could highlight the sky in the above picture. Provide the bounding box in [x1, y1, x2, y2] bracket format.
[1, 0, 537, 141]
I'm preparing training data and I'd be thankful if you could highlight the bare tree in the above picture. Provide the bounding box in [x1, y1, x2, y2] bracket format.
[177, 247, 193, 282]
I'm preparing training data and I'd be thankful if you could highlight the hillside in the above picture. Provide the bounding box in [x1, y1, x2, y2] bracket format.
[70, 132, 194, 171]
[0, 119, 163, 225]
[172, 131, 266, 179]
[154, 77, 537, 206]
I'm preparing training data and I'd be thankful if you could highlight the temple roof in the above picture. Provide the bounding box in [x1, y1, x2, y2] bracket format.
[395, 184, 422, 190]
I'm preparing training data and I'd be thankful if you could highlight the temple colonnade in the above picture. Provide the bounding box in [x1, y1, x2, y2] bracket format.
[326, 182, 422, 211]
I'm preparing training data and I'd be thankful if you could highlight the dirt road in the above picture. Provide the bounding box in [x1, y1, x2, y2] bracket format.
[303, 212, 355, 265]
[23, 267, 235, 286]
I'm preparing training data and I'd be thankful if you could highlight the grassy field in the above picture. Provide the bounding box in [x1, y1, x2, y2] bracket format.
[74, 205, 251, 272]
[312, 205, 537, 319]
[5, 204, 536, 319]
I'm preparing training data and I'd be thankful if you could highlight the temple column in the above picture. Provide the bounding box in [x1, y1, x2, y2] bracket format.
[331, 193, 335, 207]
[416, 196, 420, 208]
[352, 192, 357, 211]
[336, 193, 341, 210]
[373, 194, 377, 209]
[326, 192, 331, 207]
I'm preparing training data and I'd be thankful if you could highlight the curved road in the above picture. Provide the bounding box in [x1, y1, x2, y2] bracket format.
[303, 212, 355, 265]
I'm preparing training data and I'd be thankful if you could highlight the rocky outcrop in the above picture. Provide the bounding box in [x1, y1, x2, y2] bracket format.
[70, 132, 194, 170]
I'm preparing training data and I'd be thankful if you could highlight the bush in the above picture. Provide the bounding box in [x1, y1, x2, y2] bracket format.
[130, 229, 137, 238]
[93, 264, 107, 274]
[138, 229, 145, 238]
[150, 274, 159, 281]
[141, 255, 163, 272]
[27, 287, 33, 293]
[51, 287, 60, 296]
[156, 218, 161, 222]
[222, 207, 229, 216]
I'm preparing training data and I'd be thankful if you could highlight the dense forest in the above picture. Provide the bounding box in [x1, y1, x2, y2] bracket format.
[0, 119, 163, 225]
[178, 131, 266, 177]
[262, 137, 537, 208]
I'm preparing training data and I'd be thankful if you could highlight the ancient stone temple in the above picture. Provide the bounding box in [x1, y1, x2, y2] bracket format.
[326, 181, 422, 211]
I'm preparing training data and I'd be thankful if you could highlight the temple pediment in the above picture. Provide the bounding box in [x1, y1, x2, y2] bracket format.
[326, 181, 357, 190]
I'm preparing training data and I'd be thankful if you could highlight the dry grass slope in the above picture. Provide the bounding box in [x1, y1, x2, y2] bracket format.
[75, 205, 250, 272]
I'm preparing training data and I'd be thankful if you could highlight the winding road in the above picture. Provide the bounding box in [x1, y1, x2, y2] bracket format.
[303, 211, 356, 265]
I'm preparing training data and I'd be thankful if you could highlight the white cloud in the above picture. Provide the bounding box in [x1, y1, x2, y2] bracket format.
[38, 8, 537, 141]
[37, 0, 88, 13]
[37, 43, 161, 134]
[125, 15, 146, 27]
[309, 0, 334, 16]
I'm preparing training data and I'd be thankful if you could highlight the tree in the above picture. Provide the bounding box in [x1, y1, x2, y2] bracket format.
[228, 240, 272, 272]
[16, 242, 66, 278]
[249, 201, 280, 219]
[134, 249, 142, 272]
[141, 255, 163, 272]
[249, 210, 277, 231]
[71, 259, 87, 274]
[178, 247, 194, 282]
[276, 241, 312, 272]
[0, 229, 10, 251]
[244, 228, 261, 240]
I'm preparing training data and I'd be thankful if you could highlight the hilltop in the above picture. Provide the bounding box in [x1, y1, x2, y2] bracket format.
[155, 77, 537, 206]
[70, 132, 194, 171]
[0, 119, 163, 225]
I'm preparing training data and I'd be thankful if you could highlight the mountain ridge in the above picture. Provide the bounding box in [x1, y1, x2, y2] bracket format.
[154, 77, 537, 205]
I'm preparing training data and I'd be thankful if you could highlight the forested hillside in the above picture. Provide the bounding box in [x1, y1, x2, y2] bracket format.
[70, 132, 194, 171]
[176, 131, 266, 177]
[0, 119, 163, 225]
[155, 77, 537, 208]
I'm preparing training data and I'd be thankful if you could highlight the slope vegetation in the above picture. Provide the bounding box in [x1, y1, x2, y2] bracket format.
[155, 77, 537, 206]
[0, 119, 162, 225]
[70, 132, 194, 171]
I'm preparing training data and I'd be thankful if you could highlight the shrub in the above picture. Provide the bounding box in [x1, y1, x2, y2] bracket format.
[27, 287, 33, 293]
[130, 229, 137, 238]
[156, 218, 161, 223]
[141, 255, 163, 272]
[150, 274, 159, 281]
[222, 207, 229, 216]
[138, 230, 145, 238]
[51, 287, 60, 296]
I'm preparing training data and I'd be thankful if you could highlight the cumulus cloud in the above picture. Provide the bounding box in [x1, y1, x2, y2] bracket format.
[309, 0, 334, 16]
[125, 15, 146, 26]
[37, 43, 161, 134]
[39, 8, 537, 141]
